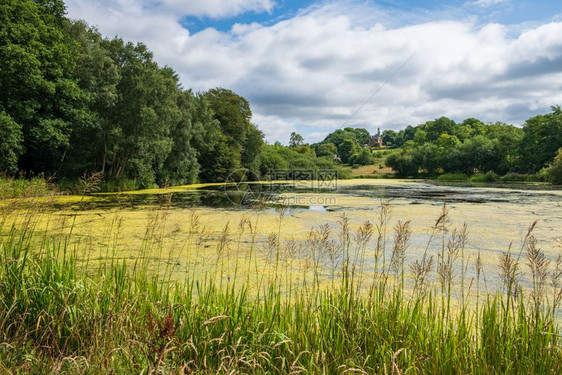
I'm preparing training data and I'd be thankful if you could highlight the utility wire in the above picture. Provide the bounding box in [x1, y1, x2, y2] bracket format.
[341, 53, 415, 128]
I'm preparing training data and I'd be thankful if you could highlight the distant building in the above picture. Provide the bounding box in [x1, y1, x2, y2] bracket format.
[368, 128, 383, 148]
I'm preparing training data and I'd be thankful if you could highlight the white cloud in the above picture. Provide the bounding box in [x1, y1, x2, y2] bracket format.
[252, 114, 298, 144]
[65, 1, 562, 144]
[159, 0, 276, 18]
[469, 0, 509, 8]
[68, 0, 276, 20]
[66, 0, 190, 55]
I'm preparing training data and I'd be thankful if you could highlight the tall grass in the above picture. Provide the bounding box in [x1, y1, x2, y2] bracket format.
[0, 174, 55, 199]
[0, 196, 561, 373]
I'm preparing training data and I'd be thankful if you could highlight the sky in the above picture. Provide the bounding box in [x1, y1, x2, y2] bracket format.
[64, 0, 562, 144]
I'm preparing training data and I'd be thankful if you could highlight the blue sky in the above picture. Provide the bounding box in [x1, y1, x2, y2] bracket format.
[179, 0, 562, 33]
[180, 0, 317, 33]
[66, 0, 562, 143]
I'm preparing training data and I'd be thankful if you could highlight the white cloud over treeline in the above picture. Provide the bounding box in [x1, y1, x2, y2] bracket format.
[66, 0, 562, 143]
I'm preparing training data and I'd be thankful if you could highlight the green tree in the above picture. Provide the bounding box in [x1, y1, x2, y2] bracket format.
[316, 143, 337, 157]
[385, 143, 419, 176]
[63, 21, 120, 176]
[437, 134, 461, 173]
[242, 125, 264, 172]
[99, 40, 180, 186]
[402, 125, 417, 143]
[203, 88, 262, 180]
[0, 0, 87, 173]
[259, 144, 289, 176]
[459, 118, 486, 140]
[205, 88, 252, 155]
[381, 129, 401, 147]
[289, 132, 304, 147]
[322, 127, 370, 149]
[485, 123, 523, 174]
[419, 117, 457, 142]
[190, 94, 227, 182]
[352, 128, 371, 145]
[413, 129, 428, 144]
[454, 136, 497, 174]
[437, 133, 461, 150]
[323, 129, 348, 148]
[160, 90, 200, 185]
[415, 143, 443, 176]
[292, 144, 316, 156]
[338, 139, 358, 164]
[0, 111, 23, 173]
[546, 148, 562, 184]
[350, 148, 375, 166]
[520, 106, 562, 172]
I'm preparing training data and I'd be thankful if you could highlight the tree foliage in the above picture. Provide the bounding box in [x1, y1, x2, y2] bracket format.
[520, 106, 562, 172]
[316, 127, 374, 165]
[0, 1, 273, 186]
[0, 111, 23, 173]
[381, 113, 560, 179]
[0, 0, 86, 172]
[289, 132, 304, 147]
[546, 148, 562, 185]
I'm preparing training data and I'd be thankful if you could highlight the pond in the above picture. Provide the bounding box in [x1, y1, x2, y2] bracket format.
[3, 179, 561, 294]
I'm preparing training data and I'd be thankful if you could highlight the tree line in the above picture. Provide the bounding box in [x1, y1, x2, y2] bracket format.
[379, 112, 562, 180]
[0, 0, 264, 186]
[309, 110, 562, 182]
[1, 0, 348, 188]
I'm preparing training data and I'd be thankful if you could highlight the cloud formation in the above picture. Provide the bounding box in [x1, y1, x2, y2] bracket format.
[470, 0, 509, 8]
[160, 0, 276, 18]
[65, 0, 562, 143]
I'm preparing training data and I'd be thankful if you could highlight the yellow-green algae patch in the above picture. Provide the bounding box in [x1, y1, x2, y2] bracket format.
[1, 179, 560, 298]
[92, 182, 237, 195]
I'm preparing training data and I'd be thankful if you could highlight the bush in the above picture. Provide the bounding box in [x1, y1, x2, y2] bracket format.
[546, 148, 562, 184]
[99, 178, 140, 192]
[437, 173, 469, 181]
[352, 174, 396, 179]
[0, 175, 54, 198]
[470, 171, 499, 183]
[500, 173, 542, 183]
[336, 167, 353, 179]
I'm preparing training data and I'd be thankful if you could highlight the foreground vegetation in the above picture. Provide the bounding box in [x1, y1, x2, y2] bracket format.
[1, 195, 561, 374]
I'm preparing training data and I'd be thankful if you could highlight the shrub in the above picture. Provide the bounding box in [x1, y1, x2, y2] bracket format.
[99, 178, 141, 192]
[437, 173, 469, 181]
[546, 148, 562, 184]
[471, 171, 499, 183]
[0, 174, 54, 198]
[500, 173, 542, 183]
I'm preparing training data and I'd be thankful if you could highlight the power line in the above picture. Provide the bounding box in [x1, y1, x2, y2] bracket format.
[341, 53, 415, 128]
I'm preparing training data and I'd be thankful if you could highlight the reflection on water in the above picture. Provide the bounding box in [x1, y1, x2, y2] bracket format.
[309, 205, 327, 212]
[338, 181, 562, 205]
[63, 180, 562, 211]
